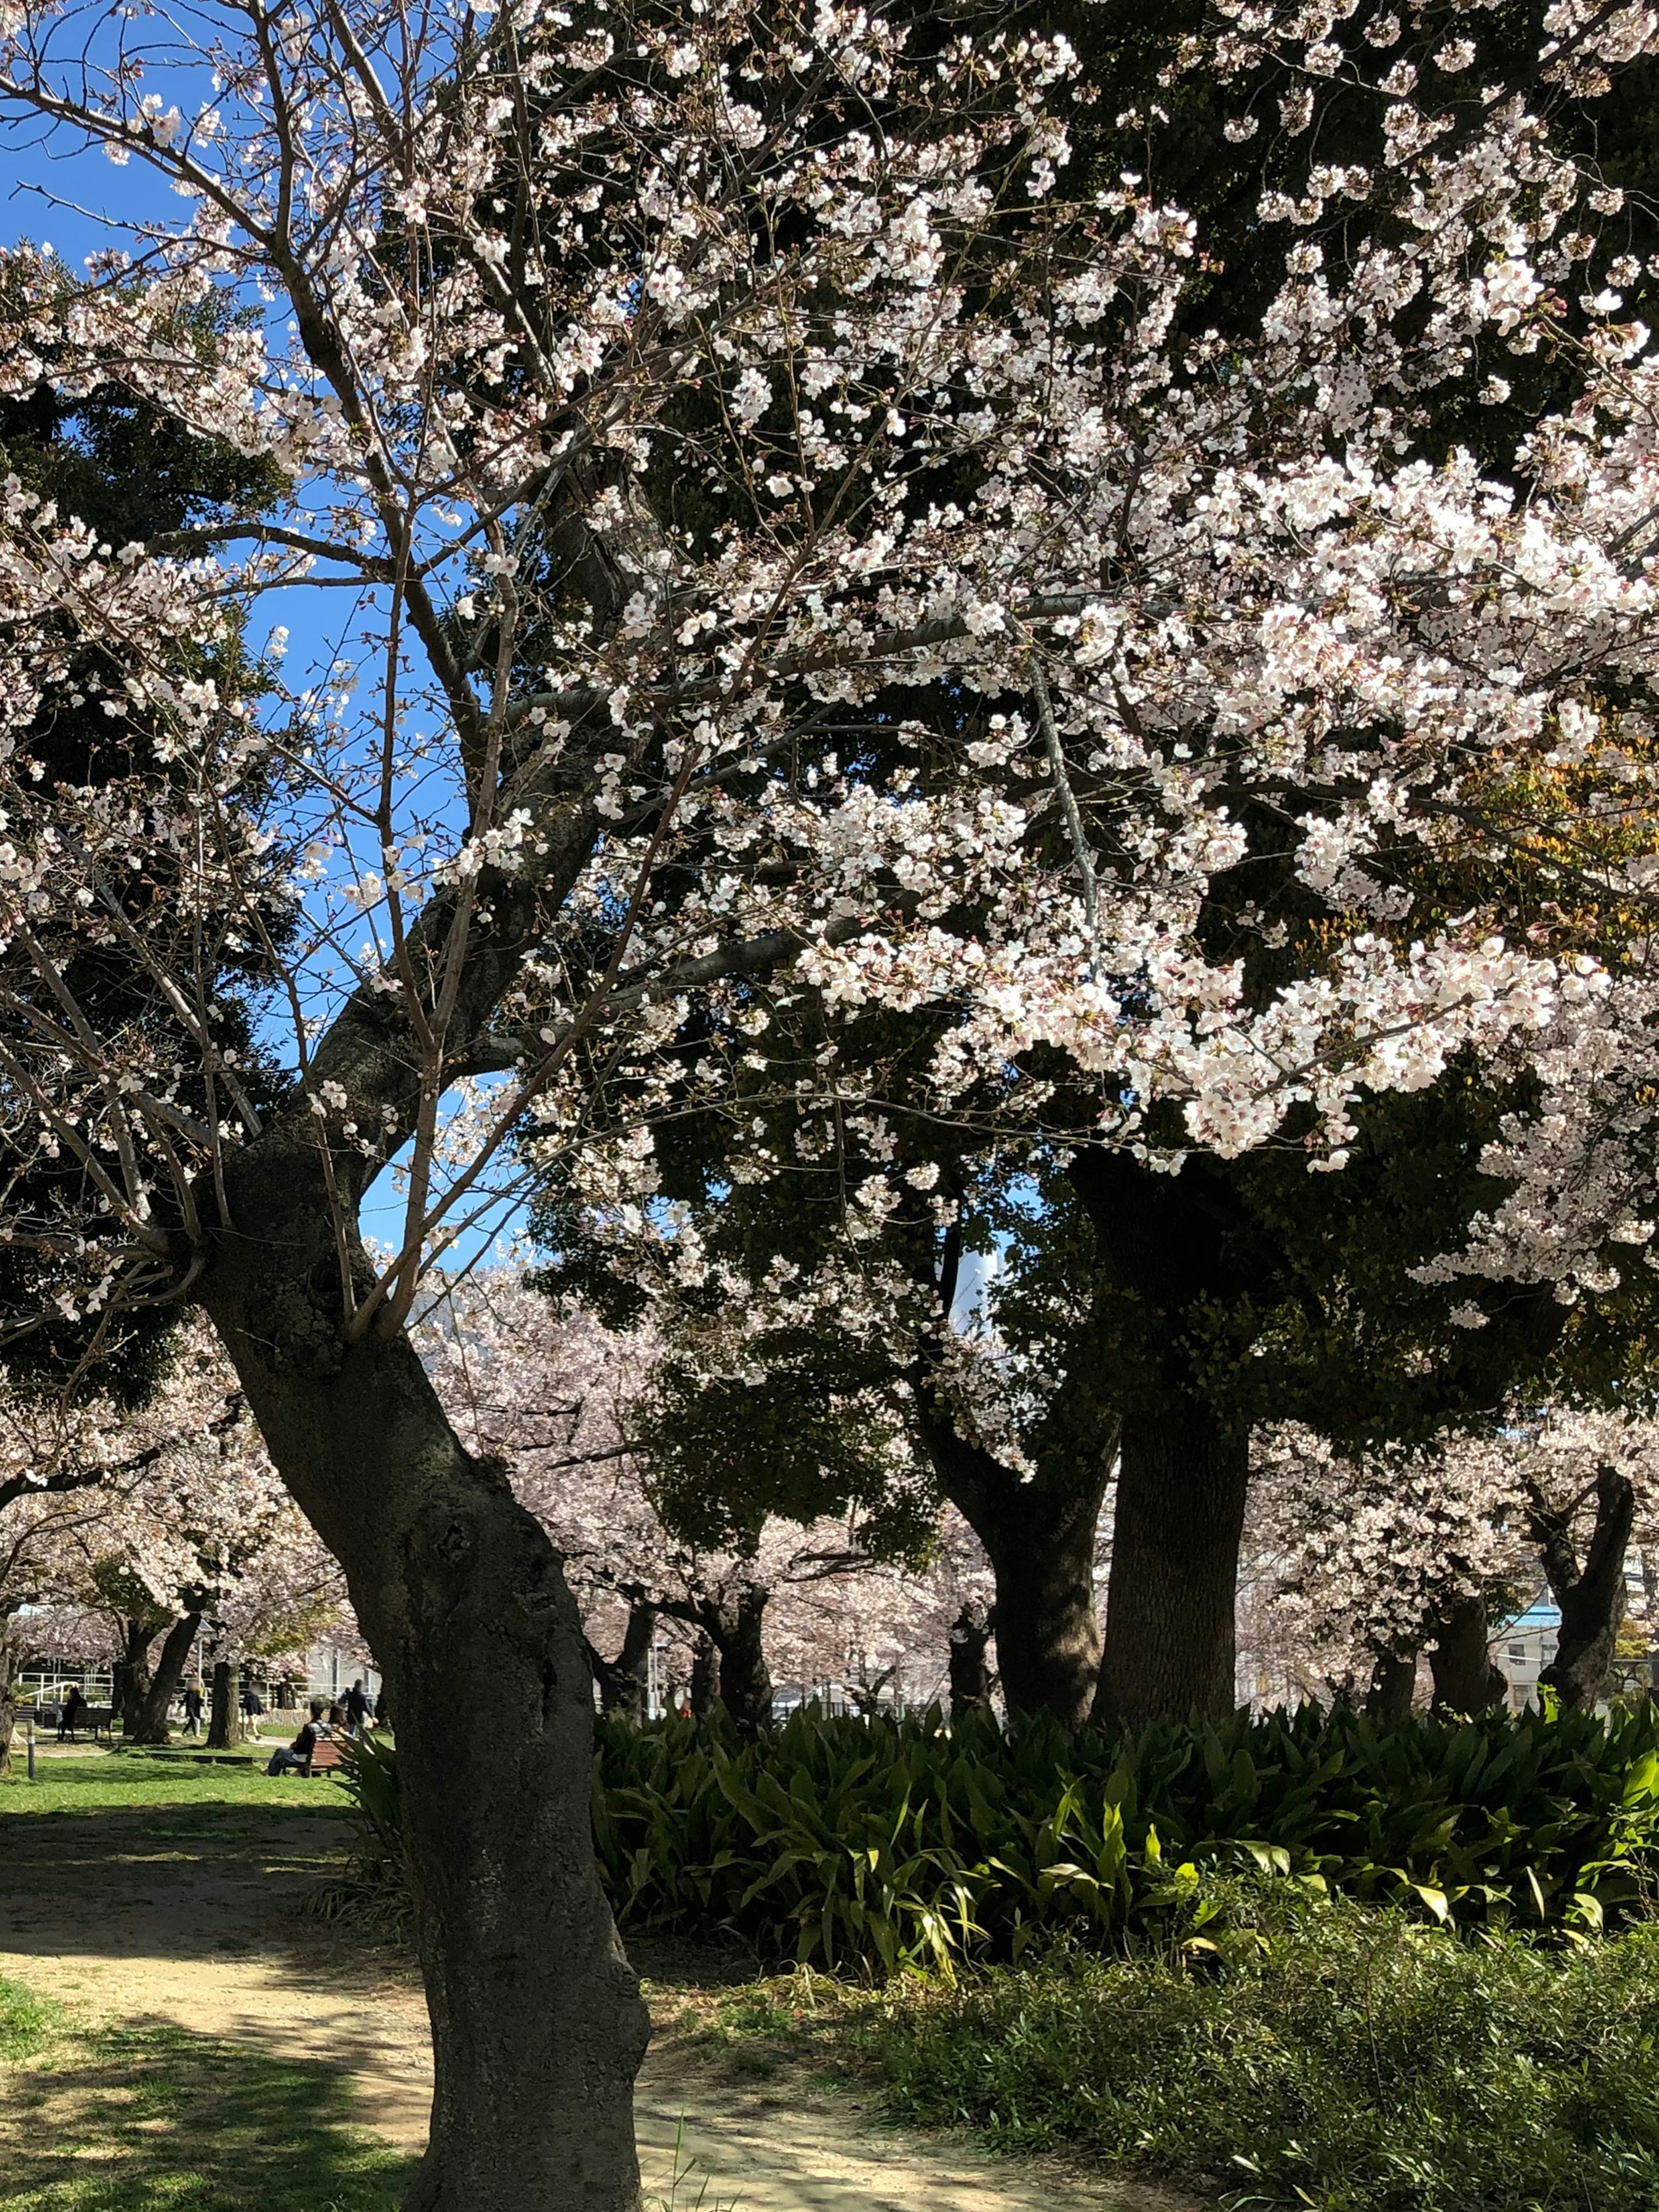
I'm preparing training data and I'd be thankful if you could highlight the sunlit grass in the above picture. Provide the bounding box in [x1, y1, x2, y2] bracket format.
[0, 2014, 416, 2210]
[0, 1747, 345, 1820]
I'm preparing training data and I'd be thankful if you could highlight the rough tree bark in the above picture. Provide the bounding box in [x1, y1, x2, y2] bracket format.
[587, 1600, 657, 1725]
[114, 1617, 156, 1738]
[201, 1153, 649, 2212]
[947, 1605, 994, 1719]
[130, 1612, 202, 1745]
[1530, 1463, 1637, 1710]
[1364, 1645, 1420, 1724]
[688, 1633, 718, 1717]
[1427, 1596, 1506, 1715]
[1094, 1401, 1250, 1727]
[207, 1657, 239, 1750]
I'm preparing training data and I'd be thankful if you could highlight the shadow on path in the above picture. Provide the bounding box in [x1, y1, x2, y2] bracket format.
[2, 2016, 417, 2211]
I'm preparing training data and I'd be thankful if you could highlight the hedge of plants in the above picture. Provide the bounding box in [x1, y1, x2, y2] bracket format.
[332, 1700, 1659, 1976]
[863, 1892, 1659, 2211]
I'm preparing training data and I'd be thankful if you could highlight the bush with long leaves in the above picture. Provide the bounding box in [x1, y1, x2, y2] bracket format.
[335, 1703, 1659, 1977]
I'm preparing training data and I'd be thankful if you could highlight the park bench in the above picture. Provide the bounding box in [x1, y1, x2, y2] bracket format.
[31, 1704, 113, 1742]
[302, 1736, 345, 1777]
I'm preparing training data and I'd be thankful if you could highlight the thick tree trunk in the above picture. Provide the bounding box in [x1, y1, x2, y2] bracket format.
[1095, 1403, 1249, 1728]
[1427, 1596, 1506, 1715]
[915, 1389, 1112, 1728]
[969, 1487, 1105, 1726]
[0, 1628, 19, 1779]
[689, 1631, 718, 1716]
[711, 1586, 773, 1734]
[207, 1657, 239, 1750]
[114, 1618, 155, 1739]
[1364, 1645, 1419, 1725]
[588, 1601, 656, 1725]
[131, 1613, 201, 1745]
[947, 1605, 993, 1719]
[1532, 1464, 1637, 1711]
[202, 1247, 649, 2212]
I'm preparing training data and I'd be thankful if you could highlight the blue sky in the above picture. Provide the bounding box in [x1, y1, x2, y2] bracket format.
[0, 114, 524, 1265]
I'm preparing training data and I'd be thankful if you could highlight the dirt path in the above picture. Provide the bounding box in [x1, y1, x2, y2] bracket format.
[0, 1764, 1192, 2212]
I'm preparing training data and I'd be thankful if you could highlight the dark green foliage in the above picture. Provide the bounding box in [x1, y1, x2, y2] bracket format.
[592, 1705, 1659, 1973]
[308, 1733, 416, 1945]
[334, 1704, 1659, 1974]
[867, 1902, 1659, 2212]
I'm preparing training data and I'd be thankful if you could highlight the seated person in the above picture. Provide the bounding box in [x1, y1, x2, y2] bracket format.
[266, 1699, 332, 1777]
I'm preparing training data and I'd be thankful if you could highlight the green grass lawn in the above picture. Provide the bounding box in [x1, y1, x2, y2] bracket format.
[0, 1983, 416, 2211]
[0, 1745, 334, 1818]
[0, 1748, 413, 2209]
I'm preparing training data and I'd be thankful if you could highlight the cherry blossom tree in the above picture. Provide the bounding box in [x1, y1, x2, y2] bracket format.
[1248, 1404, 1659, 1716]
[5, 2, 1659, 2200]
[414, 1264, 993, 1724]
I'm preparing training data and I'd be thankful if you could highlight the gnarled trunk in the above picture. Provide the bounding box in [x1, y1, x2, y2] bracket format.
[132, 1613, 202, 1745]
[207, 1657, 239, 1750]
[714, 1587, 772, 1732]
[203, 1237, 649, 2212]
[1364, 1645, 1419, 1725]
[947, 1605, 993, 1719]
[1427, 1596, 1505, 1716]
[1532, 1464, 1636, 1711]
[1095, 1402, 1249, 1728]
[588, 1601, 656, 1725]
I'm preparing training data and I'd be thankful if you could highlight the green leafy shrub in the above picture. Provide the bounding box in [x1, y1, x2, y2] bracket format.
[861, 1894, 1659, 2211]
[329, 1702, 1659, 1974]
[594, 1701, 1659, 1973]
[306, 1733, 414, 1944]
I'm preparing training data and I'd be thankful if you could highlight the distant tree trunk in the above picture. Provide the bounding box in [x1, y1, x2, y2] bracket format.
[114, 1618, 156, 1738]
[1095, 1402, 1250, 1729]
[131, 1612, 202, 1745]
[0, 1627, 20, 1779]
[710, 1586, 772, 1733]
[847, 1665, 897, 1717]
[964, 1480, 1108, 1726]
[1427, 1597, 1505, 1715]
[689, 1634, 718, 1716]
[1530, 1464, 1637, 1711]
[1365, 1644, 1419, 1724]
[947, 1605, 994, 1719]
[207, 1657, 239, 1749]
[915, 1390, 1113, 1728]
[587, 1602, 656, 1725]
[659, 1587, 772, 1732]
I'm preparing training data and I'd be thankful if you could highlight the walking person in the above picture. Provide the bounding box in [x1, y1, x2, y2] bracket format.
[344, 1678, 371, 1738]
[183, 1679, 205, 1739]
[57, 1685, 87, 1742]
